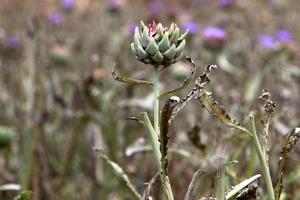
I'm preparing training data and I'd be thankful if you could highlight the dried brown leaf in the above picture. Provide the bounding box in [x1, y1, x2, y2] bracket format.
[112, 64, 153, 85]
[275, 128, 300, 200]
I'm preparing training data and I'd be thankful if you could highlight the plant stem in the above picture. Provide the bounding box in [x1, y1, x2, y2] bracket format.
[142, 112, 161, 168]
[249, 116, 275, 200]
[153, 66, 160, 134]
[152, 67, 174, 200]
[216, 158, 226, 200]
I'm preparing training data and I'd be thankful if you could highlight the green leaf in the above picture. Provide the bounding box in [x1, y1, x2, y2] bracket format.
[178, 30, 188, 41]
[142, 112, 161, 169]
[151, 51, 164, 63]
[163, 44, 176, 60]
[13, 190, 33, 200]
[140, 21, 147, 31]
[141, 26, 150, 48]
[156, 23, 164, 39]
[169, 28, 180, 44]
[145, 38, 159, 56]
[133, 27, 142, 50]
[158, 32, 170, 52]
[94, 149, 142, 200]
[175, 40, 186, 57]
[136, 44, 148, 59]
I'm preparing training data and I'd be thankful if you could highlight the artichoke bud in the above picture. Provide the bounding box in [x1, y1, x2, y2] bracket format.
[131, 20, 188, 67]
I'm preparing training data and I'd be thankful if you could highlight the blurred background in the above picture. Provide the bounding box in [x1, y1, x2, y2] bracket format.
[0, 0, 299, 199]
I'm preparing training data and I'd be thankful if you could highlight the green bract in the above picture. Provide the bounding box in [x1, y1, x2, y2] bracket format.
[131, 21, 188, 67]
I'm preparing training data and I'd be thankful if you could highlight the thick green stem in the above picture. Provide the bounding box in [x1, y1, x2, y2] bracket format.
[250, 116, 275, 200]
[153, 67, 160, 134]
[152, 67, 174, 200]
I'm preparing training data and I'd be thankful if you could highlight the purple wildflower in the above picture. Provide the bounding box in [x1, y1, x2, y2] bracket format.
[61, 0, 76, 11]
[7, 36, 21, 49]
[48, 12, 64, 26]
[276, 29, 294, 44]
[203, 27, 227, 40]
[219, 0, 236, 7]
[108, 0, 123, 11]
[181, 22, 199, 35]
[258, 35, 279, 49]
[202, 27, 227, 48]
[150, 0, 162, 16]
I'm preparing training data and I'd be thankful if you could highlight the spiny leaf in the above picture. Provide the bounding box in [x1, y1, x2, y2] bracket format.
[93, 148, 142, 200]
[198, 92, 251, 135]
[184, 170, 205, 200]
[275, 128, 300, 200]
[159, 56, 196, 99]
[159, 96, 180, 176]
[112, 64, 153, 85]
[169, 63, 217, 123]
[225, 174, 261, 199]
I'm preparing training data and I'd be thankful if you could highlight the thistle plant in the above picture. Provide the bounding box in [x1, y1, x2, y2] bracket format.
[107, 20, 299, 200]
[112, 20, 188, 199]
[133, 20, 187, 200]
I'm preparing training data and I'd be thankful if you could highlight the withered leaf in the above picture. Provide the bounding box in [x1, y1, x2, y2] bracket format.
[112, 64, 153, 85]
[275, 128, 300, 200]
[160, 96, 180, 175]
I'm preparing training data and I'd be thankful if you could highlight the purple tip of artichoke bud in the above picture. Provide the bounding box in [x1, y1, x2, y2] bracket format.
[61, 0, 76, 11]
[203, 27, 227, 41]
[181, 22, 199, 35]
[7, 36, 21, 49]
[48, 12, 64, 26]
[150, 0, 162, 15]
[127, 23, 138, 34]
[276, 29, 294, 44]
[258, 35, 279, 49]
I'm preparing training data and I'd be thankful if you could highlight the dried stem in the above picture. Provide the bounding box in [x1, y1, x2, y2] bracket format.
[184, 170, 205, 200]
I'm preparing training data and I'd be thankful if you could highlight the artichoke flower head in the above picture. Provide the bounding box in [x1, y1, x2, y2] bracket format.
[131, 21, 188, 67]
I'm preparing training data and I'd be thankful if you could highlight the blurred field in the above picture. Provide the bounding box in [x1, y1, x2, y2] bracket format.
[0, 0, 299, 199]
